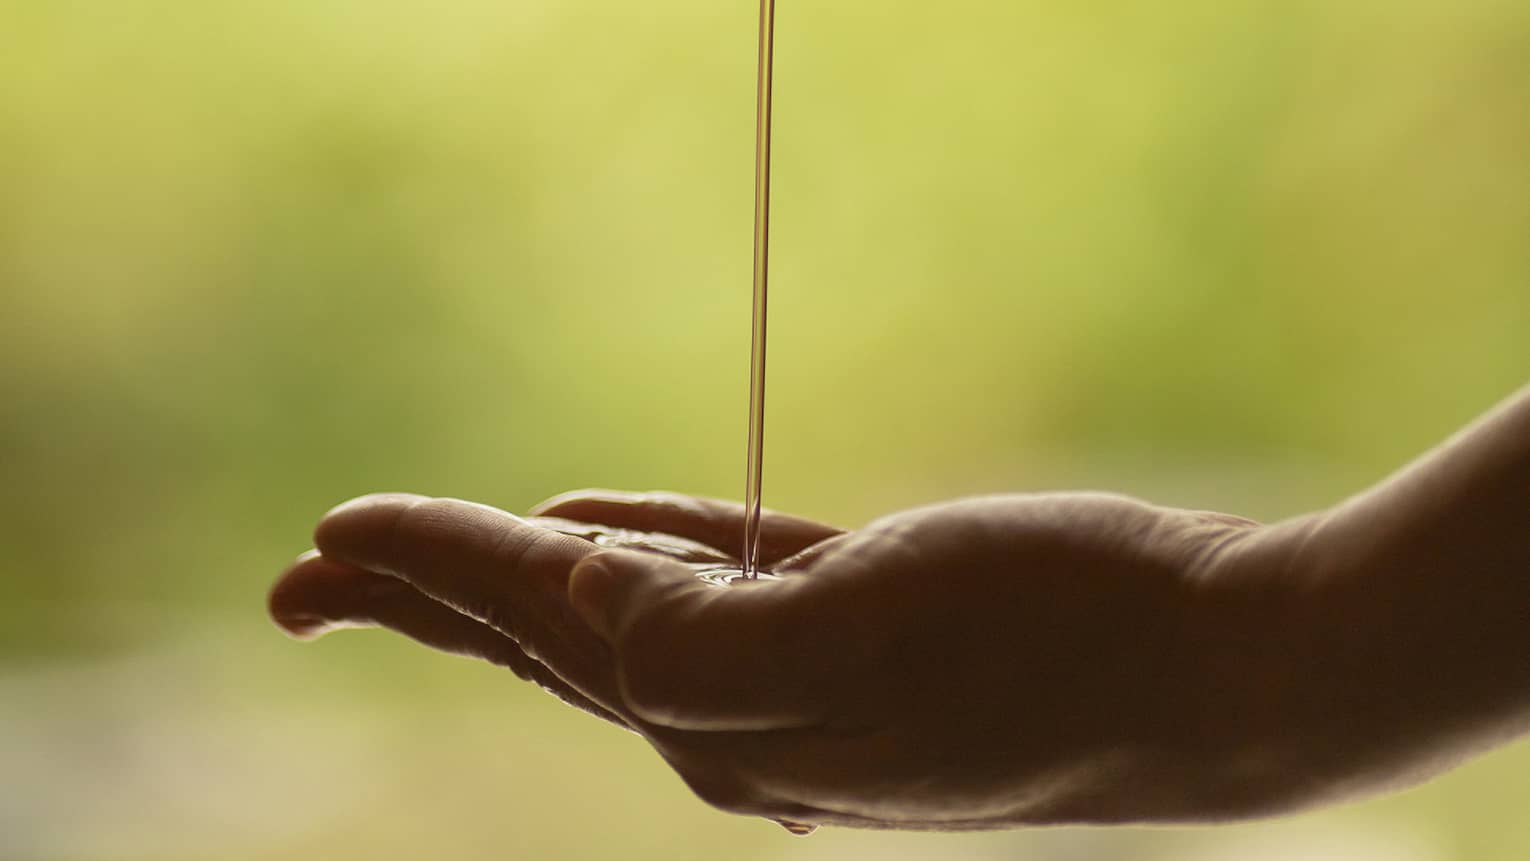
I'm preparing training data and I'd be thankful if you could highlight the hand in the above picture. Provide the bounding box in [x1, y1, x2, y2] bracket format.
[268, 386, 1530, 831]
[269, 488, 1312, 829]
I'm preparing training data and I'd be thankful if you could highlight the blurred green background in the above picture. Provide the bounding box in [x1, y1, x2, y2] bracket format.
[3, 0, 1530, 858]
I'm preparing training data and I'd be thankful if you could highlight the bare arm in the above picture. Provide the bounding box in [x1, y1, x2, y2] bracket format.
[1233, 383, 1530, 801]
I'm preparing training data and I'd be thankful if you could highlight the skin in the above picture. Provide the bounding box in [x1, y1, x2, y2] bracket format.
[268, 383, 1530, 831]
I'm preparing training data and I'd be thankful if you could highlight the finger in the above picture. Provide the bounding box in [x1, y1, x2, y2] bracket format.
[568, 549, 837, 731]
[526, 516, 735, 564]
[269, 550, 532, 663]
[268, 552, 630, 728]
[312, 493, 621, 709]
[313, 493, 590, 647]
[529, 489, 844, 565]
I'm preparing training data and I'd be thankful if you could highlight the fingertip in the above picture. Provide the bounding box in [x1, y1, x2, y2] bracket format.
[313, 492, 428, 559]
[267, 551, 405, 641]
[268, 549, 312, 617]
[268, 551, 327, 637]
[268, 562, 331, 641]
[271, 612, 335, 641]
[528, 488, 640, 517]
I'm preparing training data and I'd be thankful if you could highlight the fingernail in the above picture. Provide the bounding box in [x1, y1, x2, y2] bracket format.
[568, 557, 619, 641]
[272, 612, 335, 641]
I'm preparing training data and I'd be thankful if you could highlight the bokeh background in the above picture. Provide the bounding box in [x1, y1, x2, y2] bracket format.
[4, 0, 1530, 858]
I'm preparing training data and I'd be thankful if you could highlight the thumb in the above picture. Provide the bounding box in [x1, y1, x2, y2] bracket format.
[568, 550, 829, 731]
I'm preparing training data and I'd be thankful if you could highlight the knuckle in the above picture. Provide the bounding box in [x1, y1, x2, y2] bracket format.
[481, 605, 522, 642]
[483, 644, 533, 682]
[485, 518, 539, 571]
[390, 497, 458, 554]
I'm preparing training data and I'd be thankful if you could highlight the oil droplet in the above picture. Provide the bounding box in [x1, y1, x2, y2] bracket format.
[775, 819, 818, 836]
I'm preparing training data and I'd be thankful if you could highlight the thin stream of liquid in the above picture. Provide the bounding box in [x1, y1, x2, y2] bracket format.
[742, 0, 775, 578]
[703, 20, 821, 838]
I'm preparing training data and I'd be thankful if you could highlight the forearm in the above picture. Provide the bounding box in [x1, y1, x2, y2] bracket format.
[1276, 383, 1530, 791]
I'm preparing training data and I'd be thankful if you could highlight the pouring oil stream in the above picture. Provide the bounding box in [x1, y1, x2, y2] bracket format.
[742, 0, 775, 579]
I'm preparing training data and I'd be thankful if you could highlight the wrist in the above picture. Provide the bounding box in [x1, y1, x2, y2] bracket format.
[1167, 515, 1366, 818]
